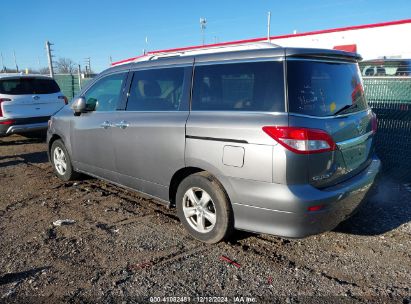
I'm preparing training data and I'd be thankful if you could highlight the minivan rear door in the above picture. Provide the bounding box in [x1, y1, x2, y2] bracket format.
[286, 57, 376, 188]
[0, 77, 65, 118]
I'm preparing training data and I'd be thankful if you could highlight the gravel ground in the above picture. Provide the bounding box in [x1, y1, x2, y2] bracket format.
[0, 134, 410, 303]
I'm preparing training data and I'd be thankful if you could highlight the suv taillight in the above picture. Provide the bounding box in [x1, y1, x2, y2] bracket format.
[371, 113, 378, 133]
[0, 98, 11, 117]
[58, 95, 68, 105]
[262, 126, 337, 154]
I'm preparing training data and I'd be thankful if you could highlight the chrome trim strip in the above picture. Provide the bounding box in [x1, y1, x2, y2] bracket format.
[336, 131, 374, 150]
[186, 135, 248, 144]
[6, 122, 48, 134]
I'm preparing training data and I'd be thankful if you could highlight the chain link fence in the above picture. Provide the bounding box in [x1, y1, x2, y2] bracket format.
[364, 77, 411, 181]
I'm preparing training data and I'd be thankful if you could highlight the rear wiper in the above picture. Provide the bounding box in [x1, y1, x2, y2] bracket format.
[333, 103, 358, 116]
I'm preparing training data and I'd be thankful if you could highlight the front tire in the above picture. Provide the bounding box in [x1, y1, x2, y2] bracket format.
[176, 172, 234, 243]
[50, 140, 78, 181]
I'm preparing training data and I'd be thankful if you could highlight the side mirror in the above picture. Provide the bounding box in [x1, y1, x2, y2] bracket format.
[71, 97, 87, 116]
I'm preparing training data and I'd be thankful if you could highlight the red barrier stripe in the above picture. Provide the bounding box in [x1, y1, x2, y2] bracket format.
[112, 18, 411, 66]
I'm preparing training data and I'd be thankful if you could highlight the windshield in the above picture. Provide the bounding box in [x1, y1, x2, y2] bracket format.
[287, 60, 368, 117]
[0, 77, 61, 95]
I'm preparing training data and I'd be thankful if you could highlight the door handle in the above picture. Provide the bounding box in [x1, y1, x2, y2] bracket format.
[114, 120, 129, 129]
[101, 121, 113, 129]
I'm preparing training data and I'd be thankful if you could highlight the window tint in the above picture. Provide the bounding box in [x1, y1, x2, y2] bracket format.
[126, 67, 185, 111]
[192, 61, 284, 112]
[0, 77, 60, 95]
[84, 73, 126, 112]
[287, 60, 368, 117]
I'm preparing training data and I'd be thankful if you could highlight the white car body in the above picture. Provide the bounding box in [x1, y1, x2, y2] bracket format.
[0, 74, 67, 136]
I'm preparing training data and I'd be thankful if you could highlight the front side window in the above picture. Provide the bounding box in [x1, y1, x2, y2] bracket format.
[287, 60, 368, 117]
[126, 67, 185, 111]
[84, 73, 126, 112]
[192, 61, 285, 112]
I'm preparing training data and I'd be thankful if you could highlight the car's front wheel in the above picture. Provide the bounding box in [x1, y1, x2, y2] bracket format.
[50, 139, 78, 181]
[176, 172, 234, 243]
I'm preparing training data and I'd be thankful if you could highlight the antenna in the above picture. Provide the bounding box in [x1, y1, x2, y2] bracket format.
[200, 17, 207, 45]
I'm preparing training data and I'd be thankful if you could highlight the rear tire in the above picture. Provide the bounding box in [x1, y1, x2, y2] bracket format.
[176, 172, 234, 243]
[50, 140, 79, 181]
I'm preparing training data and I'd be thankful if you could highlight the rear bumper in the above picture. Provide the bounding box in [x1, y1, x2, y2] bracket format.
[227, 156, 381, 238]
[0, 116, 49, 136]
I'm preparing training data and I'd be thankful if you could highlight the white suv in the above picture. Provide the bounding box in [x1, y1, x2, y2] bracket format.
[0, 74, 67, 137]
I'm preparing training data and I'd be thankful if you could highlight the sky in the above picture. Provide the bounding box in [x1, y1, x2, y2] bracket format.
[1, 0, 411, 72]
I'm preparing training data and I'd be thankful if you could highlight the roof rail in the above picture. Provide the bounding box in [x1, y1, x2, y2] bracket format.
[112, 41, 280, 66]
[148, 41, 280, 60]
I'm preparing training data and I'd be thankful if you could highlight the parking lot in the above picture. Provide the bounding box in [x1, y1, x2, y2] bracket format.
[0, 134, 410, 303]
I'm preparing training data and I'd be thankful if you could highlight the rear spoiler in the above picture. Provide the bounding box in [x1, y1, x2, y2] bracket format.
[285, 47, 362, 62]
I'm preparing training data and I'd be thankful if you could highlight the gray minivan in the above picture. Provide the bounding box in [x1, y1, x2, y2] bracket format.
[47, 45, 380, 243]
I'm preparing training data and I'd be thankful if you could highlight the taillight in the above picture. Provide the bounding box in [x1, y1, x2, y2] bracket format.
[371, 113, 378, 133]
[307, 204, 325, 212]
[58, 95, 68, 105]
[0, 98, 11, 117]
[262, 126, 337, 154]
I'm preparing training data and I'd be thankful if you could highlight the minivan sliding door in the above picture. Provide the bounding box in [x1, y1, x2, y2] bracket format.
[112, 65, 191, 202]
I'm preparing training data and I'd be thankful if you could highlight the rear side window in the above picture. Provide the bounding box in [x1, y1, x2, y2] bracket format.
[0, 77, 60, 95]
[192, 61, 285, 112]
[126, 67, 185, 111]
[287, 60, 368, 117]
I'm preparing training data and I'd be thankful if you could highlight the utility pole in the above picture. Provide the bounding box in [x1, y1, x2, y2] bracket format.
[200, 17, 207, 45]
[109, 56, 112, 66]
[77, 64, 82, 90]
[13, 50, 19, 73]
[267, 11, 271, 42]
[0, 52, 5, 72]
[46, 41, 55, 78]
[84, 57, 91, 75]
[145, 36, 149, 53]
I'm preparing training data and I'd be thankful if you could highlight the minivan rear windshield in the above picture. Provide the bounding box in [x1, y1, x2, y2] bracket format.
[287, 60, 368, 117]
[0, 77, 61, 95]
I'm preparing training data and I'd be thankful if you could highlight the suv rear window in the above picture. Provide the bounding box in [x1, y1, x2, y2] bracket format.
[0, 77, 61, 95]
[192, 61, 284, 112]
[287, 60, 368, 117]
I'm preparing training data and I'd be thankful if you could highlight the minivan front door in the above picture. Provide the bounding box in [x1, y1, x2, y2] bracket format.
[112, 66, 191, 201]
[71, 72, 128, 181]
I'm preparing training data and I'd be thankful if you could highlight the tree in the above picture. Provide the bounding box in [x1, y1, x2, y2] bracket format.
[55, 57, 76, 74]
[39, 67, 50, 75]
